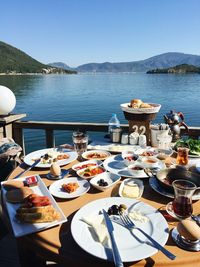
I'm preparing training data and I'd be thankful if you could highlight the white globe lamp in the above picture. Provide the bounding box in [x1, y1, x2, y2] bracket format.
[0, 85, 16, 115]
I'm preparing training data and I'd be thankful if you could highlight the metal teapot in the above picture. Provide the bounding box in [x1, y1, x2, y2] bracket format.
[164, 110, 188, 141]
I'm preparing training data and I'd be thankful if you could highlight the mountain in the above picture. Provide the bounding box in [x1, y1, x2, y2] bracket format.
[0, 41, 76, 74]
[147, 64, 200, 74]
[48, 62, 71, 70]
[75, 52, 200, 72]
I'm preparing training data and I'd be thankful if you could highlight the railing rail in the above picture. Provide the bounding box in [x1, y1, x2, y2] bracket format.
[12, 120, 200, 155]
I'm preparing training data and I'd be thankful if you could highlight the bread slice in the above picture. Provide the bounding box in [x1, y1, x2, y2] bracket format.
[3, 180, 25, 190]
[6, 187, 33, 203]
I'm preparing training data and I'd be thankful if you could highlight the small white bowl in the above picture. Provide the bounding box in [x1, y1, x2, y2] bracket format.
[119, 178, 144, 199]
[140, 156, 159, 168]
[90, 172, 121, 191]
[121, 150, 139, 166]
[127, 163, 144, 176]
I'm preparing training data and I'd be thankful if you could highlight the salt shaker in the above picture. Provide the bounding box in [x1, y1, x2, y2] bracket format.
[129, 132, 139, 145]
[121, 133, 129, 144]
[139, 134, 147, 147]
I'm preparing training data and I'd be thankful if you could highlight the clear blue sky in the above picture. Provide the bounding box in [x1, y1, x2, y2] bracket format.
[1, 0, 200, 67]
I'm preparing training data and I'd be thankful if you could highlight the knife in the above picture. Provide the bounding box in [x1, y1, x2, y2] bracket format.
[13, 158, 41, 179]
[102, 209, 124, 267]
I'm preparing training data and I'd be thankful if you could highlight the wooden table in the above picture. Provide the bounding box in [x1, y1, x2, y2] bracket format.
[2, 159, 200, 267]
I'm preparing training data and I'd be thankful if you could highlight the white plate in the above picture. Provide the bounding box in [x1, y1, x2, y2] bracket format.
[119, 178, 144, 199]
[120, 103, 161, 114]
[149, 177, 200, 200]
[72, 159, 102, 171]
[49, 177, 90, 199]
[82, 150, 111, 160]
[103, 155, 165, 178]
[71, 197, 169, 262]
[1, 175, 67, 237]
[24, 148, 78, 168]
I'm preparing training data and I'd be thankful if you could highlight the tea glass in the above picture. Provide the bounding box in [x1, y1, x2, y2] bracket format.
[72, 131, 88, 156]
[176, 146, 189, 165]
[167, 179, 197, 219]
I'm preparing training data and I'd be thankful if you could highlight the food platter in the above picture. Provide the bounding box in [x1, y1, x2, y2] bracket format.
[24, 148, 78, 168]
[72, 159, 102, 171]
[120, 103, 161, 114]
[82, 150, 111, 160]
[103, 154, 165, 178]
[49, 177, 90, 199]
[1, 175, 67, 237]
[71, 197, 169, 262]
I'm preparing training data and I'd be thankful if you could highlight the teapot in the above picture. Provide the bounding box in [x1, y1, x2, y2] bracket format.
[164, 110, 188, 141]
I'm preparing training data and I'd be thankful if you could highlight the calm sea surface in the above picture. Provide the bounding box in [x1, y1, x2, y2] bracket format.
[0, 73, 199, 153]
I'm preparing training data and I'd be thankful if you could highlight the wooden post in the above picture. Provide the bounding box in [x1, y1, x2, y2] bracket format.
[123, 112, 157, 145]
[0, 114, 26, 139]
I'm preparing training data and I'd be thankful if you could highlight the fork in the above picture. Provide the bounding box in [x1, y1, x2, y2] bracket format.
[119, 213, 176, 260]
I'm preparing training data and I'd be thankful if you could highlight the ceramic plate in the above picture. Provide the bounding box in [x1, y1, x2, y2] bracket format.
[120, 103, 161, 114]
[72, 159, 103, 171]
[71, 197, 169, 262]
[82, 150, 111, 160]
[1, 175, 67, 237]
[49, 177, 90, 199]
[103, 155, 165, 178]
[24, 148, 78, 168]
[149, 177, 200, 200]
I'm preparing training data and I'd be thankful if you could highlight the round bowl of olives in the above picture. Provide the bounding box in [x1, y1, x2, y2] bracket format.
[90, 172, 121, 191]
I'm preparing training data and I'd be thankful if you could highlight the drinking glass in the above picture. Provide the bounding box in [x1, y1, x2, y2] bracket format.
[72, 131, 88, 156]
[172, 179, 196, 219]
[157, 134, 172, 150]
[176, 146, 189, 165]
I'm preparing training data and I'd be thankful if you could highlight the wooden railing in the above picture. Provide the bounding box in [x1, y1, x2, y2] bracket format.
[12, 120, 200, 155]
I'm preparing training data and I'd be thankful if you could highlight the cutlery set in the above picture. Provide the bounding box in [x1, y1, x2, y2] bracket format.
[102, 209, 176, 267]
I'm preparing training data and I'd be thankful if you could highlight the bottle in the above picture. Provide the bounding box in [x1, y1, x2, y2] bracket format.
[108, 113, 120, 136]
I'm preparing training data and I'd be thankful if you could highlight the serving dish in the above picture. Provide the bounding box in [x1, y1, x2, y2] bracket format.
[24, 148, 78, 168]
[76, 166, 105, 179]
[82, 150, 111, 160]
[90, 172, 121, 191]
[71, 197, 169, 262]
[149, 176, 200, 201]
[72, 159, 102, 171]
[156, 168, 200, 193]
[1, 175, 67, 237]
[119, 178, 144, 199]
[103, 154, 165, 179]
[49, 177, 90, 199]
[120, 103, 161, 114]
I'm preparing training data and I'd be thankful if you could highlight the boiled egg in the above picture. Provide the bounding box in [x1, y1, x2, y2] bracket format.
[50, 163, 61, 177]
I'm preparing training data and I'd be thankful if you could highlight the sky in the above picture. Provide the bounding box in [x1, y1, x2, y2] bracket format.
[1, 0, 200, 67]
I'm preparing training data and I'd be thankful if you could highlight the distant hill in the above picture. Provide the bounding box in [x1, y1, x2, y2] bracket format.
[48, 62, 71, 70]
[0, 41, 76, 74]
[75, 52, 200, 72]
[147, 64, 200, 74]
